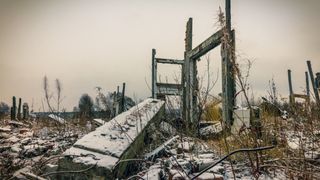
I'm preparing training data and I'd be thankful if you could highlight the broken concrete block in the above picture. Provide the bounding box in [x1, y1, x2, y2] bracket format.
[58, 98, 165, 179]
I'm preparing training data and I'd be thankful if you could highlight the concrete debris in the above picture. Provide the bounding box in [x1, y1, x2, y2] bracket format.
[59, 98, 165, 179]
[48, 114, 65, 124]
[0, 119, 90, 179]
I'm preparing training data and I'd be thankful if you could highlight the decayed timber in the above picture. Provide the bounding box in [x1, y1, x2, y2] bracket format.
[187, 29, 223, 60]
[307, 60, 320, 104]
[156, 58, 184, 65]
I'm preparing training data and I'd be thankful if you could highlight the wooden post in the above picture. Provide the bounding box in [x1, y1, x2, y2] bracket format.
[17, 98, 22, 120]
[11, 96, 16, 120]
[121, 82, 126, 112]
[316, 72, 320, 92]
[152, 49, 157, 98]
[307, 60, 320, 104]
[221, 0, 236, 128]
[305, 71, 310, 97]
[23, 103, 29, 119]
[288, 69, 293, 103]
[183, 18, 193, 125]
[226, 0, 231, 32]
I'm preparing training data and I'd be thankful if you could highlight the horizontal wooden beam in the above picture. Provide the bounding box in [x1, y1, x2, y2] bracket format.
[156, 83, 182, 96]
[291, 94, 309, 99]
[155, 58, 184, 65]
[156, 83, 181, 89]
[187, 29, 224, 60]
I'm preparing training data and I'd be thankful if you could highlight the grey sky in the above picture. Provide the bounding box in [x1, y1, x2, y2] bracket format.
[0, 0, 319, 111]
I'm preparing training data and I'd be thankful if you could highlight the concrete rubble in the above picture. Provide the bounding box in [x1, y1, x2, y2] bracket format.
[0, 118, 90, 179]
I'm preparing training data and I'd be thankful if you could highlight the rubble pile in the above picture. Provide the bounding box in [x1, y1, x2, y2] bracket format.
[135, 133, 285, 180]
[0, 119, 91, 179]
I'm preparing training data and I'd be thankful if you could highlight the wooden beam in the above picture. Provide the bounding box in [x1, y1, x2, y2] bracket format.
[155, 58, 184, 65]
[156, 83, 182, 96]
[188, 29, 223, 60]
[156, 83, 181, 89]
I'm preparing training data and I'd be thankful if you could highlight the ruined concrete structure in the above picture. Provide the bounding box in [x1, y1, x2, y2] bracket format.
[58, 99, 165, 179]
[151, 0, 236, 129]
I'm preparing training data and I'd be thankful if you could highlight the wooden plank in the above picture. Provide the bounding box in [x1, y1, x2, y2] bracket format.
[156, 58, 184, 65]
[187, 29, 223, 60]
[156, 83, 181, 89]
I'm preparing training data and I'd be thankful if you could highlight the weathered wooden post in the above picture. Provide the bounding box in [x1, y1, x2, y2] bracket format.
[120, 82, 126, 113]
[23, 103, 29, 119]
[316, 72, 320, 91]
[11, 96, 16, 120]
[17, 98, 22, 120]
[306, 71, 310, 97]
[182, 17, 193, 126]
[152, 49, 157, 98]
[307, 60, 320, 104]
[112, 91, 118, 117]
[288, 69, 293, 104]
[221, 0, 236, 128]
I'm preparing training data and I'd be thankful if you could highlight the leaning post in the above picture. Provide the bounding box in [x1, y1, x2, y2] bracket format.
[307, 60, 320, 104]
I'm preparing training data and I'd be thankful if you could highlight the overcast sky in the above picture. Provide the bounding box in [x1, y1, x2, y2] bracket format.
[0, 0, 319, 111]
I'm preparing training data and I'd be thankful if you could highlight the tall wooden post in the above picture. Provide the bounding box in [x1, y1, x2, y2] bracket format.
[11, 96, 16, 120]
[305, 71, 310, 97]
[183, 18, 193, 125]
[152, 49, 157, 98]
[316, 73, 320, 94]
[288, 69, 293, 104]
[121, 82, 126, 112]
[221, 0, 236, 128]
[307, 60, 320, 104]
[17, 98, 22, 120]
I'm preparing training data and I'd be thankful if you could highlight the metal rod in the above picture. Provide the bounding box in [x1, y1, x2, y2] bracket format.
[191, 145, 275, 180]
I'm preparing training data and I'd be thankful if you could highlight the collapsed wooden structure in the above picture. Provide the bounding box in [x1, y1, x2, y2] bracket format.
[151, 0, 236, 128]
[287, 60, 320, 106]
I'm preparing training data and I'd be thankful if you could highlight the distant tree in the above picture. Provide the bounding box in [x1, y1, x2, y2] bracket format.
[0, 102, 10, 119]
[43, 75, 54, 113]
[79, 94, 94, 119]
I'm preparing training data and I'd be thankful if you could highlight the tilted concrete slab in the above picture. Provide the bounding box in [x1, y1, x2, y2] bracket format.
[57, 98, 165, 179]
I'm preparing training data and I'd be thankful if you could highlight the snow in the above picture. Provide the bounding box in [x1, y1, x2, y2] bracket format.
[200, 122, 222, 136]
[145, 135, 179, 159]
[64, 98, 164, 168]
[64, 147, 118, 169]
[48, 114, 65, 124]
[141, 164, 162, 179]
[93, 118, 106, 126]
[0, 126, 11, 132]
